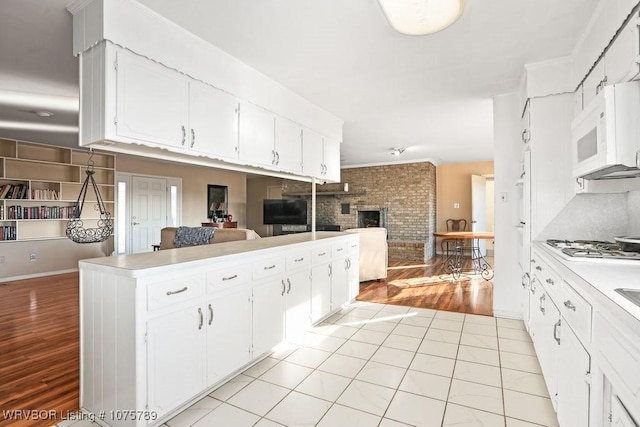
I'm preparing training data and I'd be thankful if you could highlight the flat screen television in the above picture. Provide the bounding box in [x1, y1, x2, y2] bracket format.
[263, 199, 308, 225]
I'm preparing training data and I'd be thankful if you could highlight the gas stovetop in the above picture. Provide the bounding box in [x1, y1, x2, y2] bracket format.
[546, 239, 640, 261]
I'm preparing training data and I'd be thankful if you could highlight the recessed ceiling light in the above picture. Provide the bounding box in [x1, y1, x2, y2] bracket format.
[390, 148, 406, 156]
[378, 0, 465, 36]
[34, 111, 55, 118]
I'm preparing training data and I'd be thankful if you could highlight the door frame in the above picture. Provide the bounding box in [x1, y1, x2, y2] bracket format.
[115, 172, 182, 254]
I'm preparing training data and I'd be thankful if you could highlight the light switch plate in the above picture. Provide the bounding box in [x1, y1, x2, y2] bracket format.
[453, 203, 460, 209]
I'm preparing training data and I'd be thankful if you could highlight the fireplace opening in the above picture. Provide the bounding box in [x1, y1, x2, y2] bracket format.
[358, 210, 380, 228]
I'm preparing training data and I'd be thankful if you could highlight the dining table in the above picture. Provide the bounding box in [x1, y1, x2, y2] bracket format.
[433, 231, 495, 280]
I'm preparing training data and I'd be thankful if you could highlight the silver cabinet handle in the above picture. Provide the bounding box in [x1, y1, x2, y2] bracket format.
[546, 278, 554, 286]
[166, 286, 187, 296]
[345, 259, 349, 270]
[531, 259, 536, 264]
[539, 294, 546, 314]
[181, 125, 186, 146]
[294, 258, 304, 262]
[329, 264, 332, 277]
[531, 285, 536, 295]
[553, 319, 561, 345]
[264, 264, 276, 270]
[271, 150, 276, 165]
[208, 304, 213, 325]
[222, 274, 238, 281]
[336, 248, 343, 252]
[132, 221, 140, 225]
[275, 151, 280, 165]
[281, 280, 286, 296]
[198, 307, 204, 330]
[536, 266, 542, 271]
[318, 252, 326, 257]
[191, 129, 196, 148]
[286, 278, 291, 294]
[564, 300, 576, 311]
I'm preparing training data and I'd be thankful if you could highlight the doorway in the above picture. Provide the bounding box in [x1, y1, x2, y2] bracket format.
[115, 173, 182, 254]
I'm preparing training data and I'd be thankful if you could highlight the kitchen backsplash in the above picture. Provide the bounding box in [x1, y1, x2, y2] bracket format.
[537, 192, 629, 241]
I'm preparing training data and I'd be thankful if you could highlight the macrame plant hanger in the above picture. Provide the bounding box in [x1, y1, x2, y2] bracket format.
[66, 149, 114, 243]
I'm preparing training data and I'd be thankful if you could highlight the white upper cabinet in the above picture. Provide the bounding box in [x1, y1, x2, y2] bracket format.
[302, 130, 341, 182]
[583, 58, 606, 109]
[188, 82, 239, 160]
[302, 129, 325, 178]
[605, 12, 640, 86]
[274, 118, 303, 174]
[323, 137, 341, 182]
[115, 49, 189, 149]
[238, 103, 276, 168]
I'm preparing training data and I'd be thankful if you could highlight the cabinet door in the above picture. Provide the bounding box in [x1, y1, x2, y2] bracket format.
[605, 13, 640, 85]
[521, 102, 531, 146]
[189, 82, 239, 160]
[574, 84, 584, 117]
[311, 264, 331, 323]
[323, 137, 341, 183]
[284, 269, 311, 339]
[611, 395, 639, 427]
[238, 103, 275, 167]
[557, 322, 591, 427]
[206, 286, 252, 386]
[275, 117, 303, 174]
[583, 59, 606, 108]
[521, 274, 531, 330]
[116, 50, 189, 148]
[302, 129, 324, 178]
[331, 258, 349, 311]
[252, 278, 285, 357]
[539, 295, 560, 408]
[147, 305, 206, 417]
[347, 255, 360, 301]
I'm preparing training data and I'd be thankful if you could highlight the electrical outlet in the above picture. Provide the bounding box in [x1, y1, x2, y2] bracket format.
[29, 253, 37, 261]
[500, 192, 508, 202]
[0, 256, 4, 264]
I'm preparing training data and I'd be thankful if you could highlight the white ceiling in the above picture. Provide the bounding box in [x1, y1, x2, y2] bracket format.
[0, 0, 598, 165]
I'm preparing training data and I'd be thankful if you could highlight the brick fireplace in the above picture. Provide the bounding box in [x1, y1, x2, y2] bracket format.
[282, 162, 436, 261]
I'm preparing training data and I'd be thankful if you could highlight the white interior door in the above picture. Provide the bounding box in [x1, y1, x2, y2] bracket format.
[471, 174, 487, 255]
[132, 176, 167, 253]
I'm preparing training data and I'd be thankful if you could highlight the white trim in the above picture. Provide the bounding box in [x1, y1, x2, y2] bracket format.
[0, 268, 79, 284]
[341, 157, 440, 169]
[492, 309, 523, 320]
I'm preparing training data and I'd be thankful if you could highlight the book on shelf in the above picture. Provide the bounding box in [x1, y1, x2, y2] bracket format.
[0, 184, 28, 199]
[0, 225, 16, 241]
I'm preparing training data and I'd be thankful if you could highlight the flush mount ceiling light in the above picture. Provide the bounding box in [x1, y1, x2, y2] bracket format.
[390, 148, 406, 156]
[378, 0, 465, 35]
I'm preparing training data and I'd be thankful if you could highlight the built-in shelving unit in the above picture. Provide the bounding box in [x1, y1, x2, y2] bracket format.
[0, 139, 116, 242]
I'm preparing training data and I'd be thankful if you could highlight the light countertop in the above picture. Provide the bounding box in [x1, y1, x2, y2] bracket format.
[79, 232, 348, 276]
[534, 241, 640, 334]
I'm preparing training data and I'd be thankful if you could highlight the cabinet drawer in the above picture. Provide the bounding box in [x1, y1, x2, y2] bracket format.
[311, 245, 331, 264]
[286, 251, 311, 270]
[531, 252, 561, 297]
[559, 280, 592, 344]
[253, 256, 285, 280]
[347, 238, 360, 255]
[332, 241, 348, 258]
[206, 265, 250, 292]
[148, 275, 205, 311]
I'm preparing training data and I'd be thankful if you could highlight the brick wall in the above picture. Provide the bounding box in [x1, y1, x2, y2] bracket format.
[283, 162, 437, 261]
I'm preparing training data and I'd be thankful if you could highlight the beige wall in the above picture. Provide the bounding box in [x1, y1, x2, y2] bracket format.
[246, 176, 284, 237]
[436, 161, 494, 252]
[117, 155, 248, 228]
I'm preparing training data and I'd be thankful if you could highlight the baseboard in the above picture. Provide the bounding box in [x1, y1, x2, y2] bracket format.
[493, 309, 523, 319]
[0, 268, 79, 284]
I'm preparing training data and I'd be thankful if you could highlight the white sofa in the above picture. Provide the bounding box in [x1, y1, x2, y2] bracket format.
[344, 227, 388, 282]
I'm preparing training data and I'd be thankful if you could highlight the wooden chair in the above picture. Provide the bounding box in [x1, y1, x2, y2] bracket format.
[441, 219, 468, 256]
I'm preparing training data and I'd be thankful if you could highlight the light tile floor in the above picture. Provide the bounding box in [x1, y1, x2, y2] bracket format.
[59, 302, 560, 427]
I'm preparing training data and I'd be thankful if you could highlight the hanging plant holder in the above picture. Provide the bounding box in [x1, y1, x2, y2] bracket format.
[66, 151, 114, 244]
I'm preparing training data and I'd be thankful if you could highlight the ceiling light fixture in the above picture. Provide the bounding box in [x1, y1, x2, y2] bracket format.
[390, 148, 406, 156]
[378, 0, 465, 35]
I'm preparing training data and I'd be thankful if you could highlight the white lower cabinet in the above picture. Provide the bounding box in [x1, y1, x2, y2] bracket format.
[557, 322, 591, 427]
[205, 286, 252, 385]
[347, 253, 359, 301]
[331, 258, 348, 310]
[530, 285, 560, 408]
[80, 234, 358, 426]
[610, 395, 638, 427]
[252, 277, 286, 357]
[147, 304, 207, 417]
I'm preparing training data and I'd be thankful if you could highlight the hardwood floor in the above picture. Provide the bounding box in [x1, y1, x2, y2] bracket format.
[0, 273, 79, 427]
[357, 257, 494, 316]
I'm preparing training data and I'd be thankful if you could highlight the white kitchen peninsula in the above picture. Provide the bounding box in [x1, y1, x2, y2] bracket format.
[79, 232, 359, 427]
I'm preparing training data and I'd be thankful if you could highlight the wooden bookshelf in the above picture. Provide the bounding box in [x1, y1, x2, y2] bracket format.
[0, 139, 116, 242]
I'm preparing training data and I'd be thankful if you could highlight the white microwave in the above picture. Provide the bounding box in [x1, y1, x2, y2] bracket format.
[571, 80, 640, 180]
